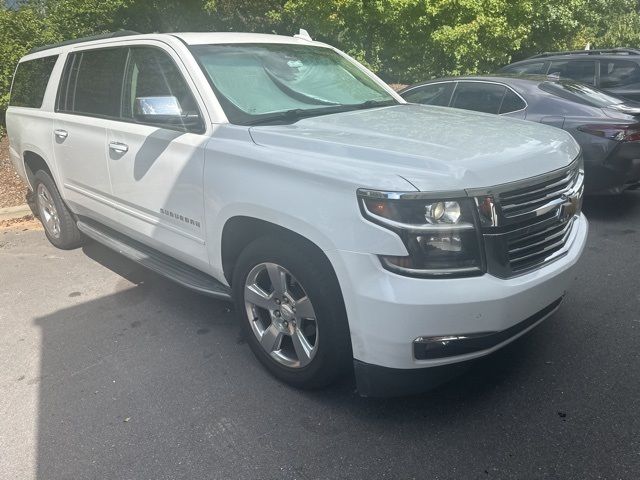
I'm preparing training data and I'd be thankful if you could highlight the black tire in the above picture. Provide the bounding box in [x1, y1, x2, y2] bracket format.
[232, 235, 352, 389]
[33, 170, 83, 250]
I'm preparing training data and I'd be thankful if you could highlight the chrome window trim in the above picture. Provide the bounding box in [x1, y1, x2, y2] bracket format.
[54, 42, 209, 134]
[401, 79, 528, 116]
[451, 80, 528, 115]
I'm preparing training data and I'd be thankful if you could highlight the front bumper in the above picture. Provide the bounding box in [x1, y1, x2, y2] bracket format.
[325, 213, 588, 396]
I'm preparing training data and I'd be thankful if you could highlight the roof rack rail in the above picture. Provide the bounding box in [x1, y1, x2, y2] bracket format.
[527, 47, 640, 59]
[29, 30, 141, 54]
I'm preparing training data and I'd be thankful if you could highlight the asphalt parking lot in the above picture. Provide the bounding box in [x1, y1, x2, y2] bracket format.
[1, 193, 639, 480]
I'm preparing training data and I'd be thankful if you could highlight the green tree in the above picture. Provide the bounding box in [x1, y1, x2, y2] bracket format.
[0, 5, 58, 120]
[2, 0, 640, 127]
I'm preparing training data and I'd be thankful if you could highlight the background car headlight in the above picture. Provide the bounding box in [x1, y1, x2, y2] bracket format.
[358, 190, 484, 277]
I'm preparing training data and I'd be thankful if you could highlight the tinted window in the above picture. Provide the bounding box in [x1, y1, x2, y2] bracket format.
[540, 81, 624, 108]
[9, 56, 58, 108]
[548, 60, 596, 85]
[59, 48, 127, 117]
[600, 60, 640, 88]
[402, 83, 454, 106]
[122, 46, 201, 129]
[499, 89, 526, 114]
[503, 62, 546, 75]
[451, 82, 506, 114]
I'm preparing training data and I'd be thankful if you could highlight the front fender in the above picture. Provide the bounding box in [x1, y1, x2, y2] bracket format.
[202, 127, 412, 280]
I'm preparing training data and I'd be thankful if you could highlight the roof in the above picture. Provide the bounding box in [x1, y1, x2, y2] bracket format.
[527, 48, 640, 59]
[399, 74, 550, 93]
[172, 32, 319, 46]
[29, 31, 142, 54]
[26, 30, 322, 57]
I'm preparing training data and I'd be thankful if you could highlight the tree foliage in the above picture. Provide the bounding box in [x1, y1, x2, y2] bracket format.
[1, 0, 640, 121]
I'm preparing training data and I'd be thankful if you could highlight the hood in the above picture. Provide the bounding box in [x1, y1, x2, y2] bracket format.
[249, 104, 580, 192]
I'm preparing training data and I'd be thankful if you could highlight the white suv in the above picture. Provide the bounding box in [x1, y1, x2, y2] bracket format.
[7, 31, 588, 396]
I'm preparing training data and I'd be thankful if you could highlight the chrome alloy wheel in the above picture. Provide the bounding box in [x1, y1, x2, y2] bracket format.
[36, 183, 61, 239]
[244, 262, 318, 368]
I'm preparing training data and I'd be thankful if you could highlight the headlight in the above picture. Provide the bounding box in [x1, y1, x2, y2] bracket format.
[425, 201, 461, 224]
[358, 190, 484, 278]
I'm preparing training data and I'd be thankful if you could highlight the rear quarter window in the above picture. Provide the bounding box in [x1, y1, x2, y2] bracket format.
[600, 59, 640, 88]
[9, 55, 59, 108]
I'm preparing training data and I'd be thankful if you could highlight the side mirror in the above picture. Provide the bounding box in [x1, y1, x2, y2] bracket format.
[133, 96, 201, 129]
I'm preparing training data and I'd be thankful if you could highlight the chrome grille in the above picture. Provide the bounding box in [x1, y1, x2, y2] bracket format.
[499, 165, 580, 221]
[482, 159, 584, 278]
[506, 216, 575, 274]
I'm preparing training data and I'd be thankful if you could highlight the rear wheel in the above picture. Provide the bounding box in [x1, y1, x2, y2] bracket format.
[232, 236, 351, 389]
[33, 170, 82, 249]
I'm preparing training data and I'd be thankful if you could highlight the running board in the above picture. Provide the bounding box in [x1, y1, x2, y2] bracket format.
[77, 220, 232, 301]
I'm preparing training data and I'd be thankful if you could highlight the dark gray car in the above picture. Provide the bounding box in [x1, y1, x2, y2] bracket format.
[498, 48, 640, 102]
[400, 76, 640, 194]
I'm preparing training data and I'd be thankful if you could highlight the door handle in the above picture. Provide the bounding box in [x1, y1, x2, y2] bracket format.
[108, 141, 129, 154]
[54, 129, 68, 140]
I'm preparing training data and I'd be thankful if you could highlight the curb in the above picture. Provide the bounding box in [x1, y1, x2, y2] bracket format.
[0, 204, 33, 221]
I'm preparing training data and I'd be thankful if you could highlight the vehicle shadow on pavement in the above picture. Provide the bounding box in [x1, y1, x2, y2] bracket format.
[29, 193, 640, 478]
[31, 240, 564, 479]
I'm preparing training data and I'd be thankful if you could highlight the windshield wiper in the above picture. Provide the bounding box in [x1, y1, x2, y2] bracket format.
[355, 99, 397, 109]
[244, 99, 398, 126]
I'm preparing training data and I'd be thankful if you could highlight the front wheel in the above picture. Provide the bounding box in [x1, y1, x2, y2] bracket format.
[232, 236, 352, 389]
[33, 170, 83, 249]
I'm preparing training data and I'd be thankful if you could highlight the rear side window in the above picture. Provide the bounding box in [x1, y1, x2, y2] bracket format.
[58, 48, 127, 117]
[9, 55, 58, 108]
[499, 89, 526, 114]
[548, 60, 596, 85]
[451, 82, 506, 114]
[600, 60, 640, 88]
[402, 83, 455, 106]
[502, 62, 546, 75]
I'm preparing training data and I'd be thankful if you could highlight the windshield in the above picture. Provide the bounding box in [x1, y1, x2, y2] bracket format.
[540, 81, 624, 108]
[190, 43, 396, 125]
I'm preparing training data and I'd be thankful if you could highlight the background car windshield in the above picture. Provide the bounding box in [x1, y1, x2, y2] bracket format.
[540, 81, 624, 107]
[191, 43, 394, 123]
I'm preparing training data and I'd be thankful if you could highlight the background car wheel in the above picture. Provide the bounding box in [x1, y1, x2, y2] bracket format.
[232, 235, 352, 389]
[33, 170, 83, 250]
